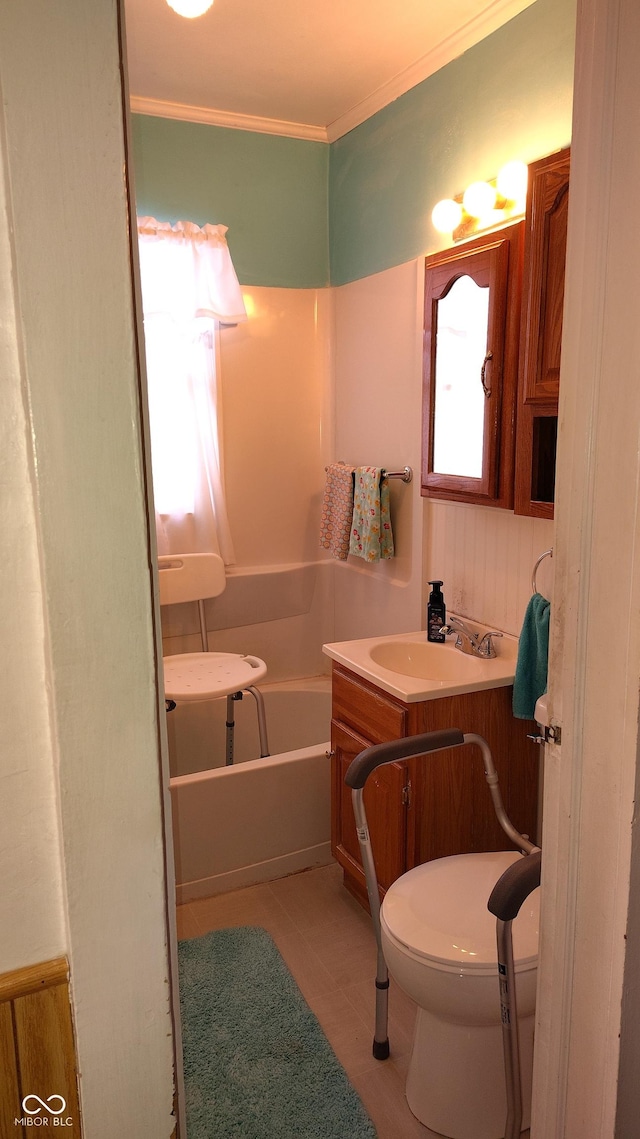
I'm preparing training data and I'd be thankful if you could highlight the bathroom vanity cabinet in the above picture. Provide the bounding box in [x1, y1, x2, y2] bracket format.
[514, 146, 570, 517]
[330, 663, 539, 909]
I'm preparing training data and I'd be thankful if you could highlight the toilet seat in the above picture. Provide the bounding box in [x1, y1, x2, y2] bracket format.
[381, 850, 539, 973]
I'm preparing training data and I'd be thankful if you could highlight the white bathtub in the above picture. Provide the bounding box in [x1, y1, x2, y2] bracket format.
[169, 677, 333, 903]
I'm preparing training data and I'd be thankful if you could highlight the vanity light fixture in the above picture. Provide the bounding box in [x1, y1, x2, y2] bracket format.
[432, 160, 528, 241]
[166, 0, 213, 16]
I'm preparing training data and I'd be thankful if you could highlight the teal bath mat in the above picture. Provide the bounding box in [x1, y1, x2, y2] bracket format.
[178, 926, 377, 1139]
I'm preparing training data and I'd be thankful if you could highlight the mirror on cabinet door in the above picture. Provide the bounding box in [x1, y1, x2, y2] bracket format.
[432, 272, 490, 480]
[421, 222, 524, 508]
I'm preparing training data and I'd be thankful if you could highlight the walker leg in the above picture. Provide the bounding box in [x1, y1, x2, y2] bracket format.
[373, 948, 390, 1060]
[352, 788, 390, 1059]
[497, 918, 523, 1139]
[245, 685, 270, 757]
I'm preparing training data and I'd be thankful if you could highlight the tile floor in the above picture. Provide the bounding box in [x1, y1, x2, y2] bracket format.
[177, 861, 529, 1139]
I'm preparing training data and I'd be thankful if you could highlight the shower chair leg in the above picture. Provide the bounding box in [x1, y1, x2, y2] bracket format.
[225, 687, 270, 765]
[246, 685, 270, 757]
[225, 694, 238, 766]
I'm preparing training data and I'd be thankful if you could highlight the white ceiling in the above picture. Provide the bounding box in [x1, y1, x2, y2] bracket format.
[124, 0, 536, 142]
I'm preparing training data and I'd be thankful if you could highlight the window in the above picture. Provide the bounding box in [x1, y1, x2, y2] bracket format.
[137, 219, 246, 563]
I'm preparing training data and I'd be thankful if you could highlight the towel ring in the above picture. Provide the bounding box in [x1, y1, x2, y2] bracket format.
[531, 548, 553, 594]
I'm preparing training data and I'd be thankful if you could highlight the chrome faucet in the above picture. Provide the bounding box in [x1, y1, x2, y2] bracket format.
[440, 616, 503, 659]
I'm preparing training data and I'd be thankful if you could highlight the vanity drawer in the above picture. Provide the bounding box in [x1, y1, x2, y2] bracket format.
[332, 664, 408, 743]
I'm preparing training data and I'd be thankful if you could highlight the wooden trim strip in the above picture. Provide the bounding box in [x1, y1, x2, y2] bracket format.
[0, 957, 68, 1004]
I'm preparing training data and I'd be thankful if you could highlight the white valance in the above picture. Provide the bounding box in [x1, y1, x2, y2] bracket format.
[137, 218, 247, 325]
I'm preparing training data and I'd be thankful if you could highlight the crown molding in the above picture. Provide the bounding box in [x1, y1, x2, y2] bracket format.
[131, 0, 536, 146]
[326, 0, 537, 142]
[129, 96, 329, 142]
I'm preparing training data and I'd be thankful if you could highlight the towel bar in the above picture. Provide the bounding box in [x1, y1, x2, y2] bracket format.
[325, 464, 413, 483]
[382, 466, 413, 483]
[531, 547, 553, 594]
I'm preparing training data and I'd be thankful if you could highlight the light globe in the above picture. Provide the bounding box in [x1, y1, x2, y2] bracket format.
[497, 160, 528, 205]
[431, 199, 463, 234]
[167, 0, 213, 17]
[462, 181, 497, 219]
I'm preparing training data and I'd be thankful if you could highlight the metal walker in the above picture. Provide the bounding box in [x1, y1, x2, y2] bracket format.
[345, 728, 540, 1136]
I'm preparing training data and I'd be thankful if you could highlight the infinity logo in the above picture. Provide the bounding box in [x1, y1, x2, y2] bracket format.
[22, 1095, 67, 1116]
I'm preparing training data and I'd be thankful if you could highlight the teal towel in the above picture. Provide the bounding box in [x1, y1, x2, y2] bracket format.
[513, 593, 551, 719]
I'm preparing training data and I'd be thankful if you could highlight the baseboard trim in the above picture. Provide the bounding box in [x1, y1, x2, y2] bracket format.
[176, 841, 333, 904]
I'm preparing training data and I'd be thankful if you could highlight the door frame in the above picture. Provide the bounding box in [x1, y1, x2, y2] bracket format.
[532, 0, 640, 1133]
[117, 4, 187, 1135]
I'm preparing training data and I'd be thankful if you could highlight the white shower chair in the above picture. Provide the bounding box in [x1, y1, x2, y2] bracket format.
[158, 553, 269, 764]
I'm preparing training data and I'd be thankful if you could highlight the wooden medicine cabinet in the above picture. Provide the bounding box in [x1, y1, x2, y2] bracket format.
[421, 146, 571, 516]
[421, 223, 524, 508]
[514, 146, 570, 517]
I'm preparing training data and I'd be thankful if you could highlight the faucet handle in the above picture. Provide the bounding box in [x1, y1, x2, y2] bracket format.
[477, 630, 503, 658]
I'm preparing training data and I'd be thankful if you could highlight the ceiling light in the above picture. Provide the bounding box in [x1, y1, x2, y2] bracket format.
[431, 160, 528, 239]
[166, 0, 213, 17]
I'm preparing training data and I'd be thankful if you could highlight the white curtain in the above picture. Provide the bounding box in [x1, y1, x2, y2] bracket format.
[137, 218, 247, 564]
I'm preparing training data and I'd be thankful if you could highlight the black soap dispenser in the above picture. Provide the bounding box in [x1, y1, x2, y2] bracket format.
[427, 580, 446, 643]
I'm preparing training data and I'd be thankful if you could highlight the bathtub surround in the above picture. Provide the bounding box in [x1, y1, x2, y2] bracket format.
[168, 676, 331, 776]
[170, 677, 332, 900]
[219, 286, 332, 567]
[161, 561, 333, 682]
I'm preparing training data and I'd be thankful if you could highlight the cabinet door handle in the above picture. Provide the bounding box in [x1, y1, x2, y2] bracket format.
[481, 351, 493, 397]
[325, 749, 335, 760]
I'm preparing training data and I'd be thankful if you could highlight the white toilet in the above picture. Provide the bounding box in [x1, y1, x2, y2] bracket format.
[380, 849, 540, 1139]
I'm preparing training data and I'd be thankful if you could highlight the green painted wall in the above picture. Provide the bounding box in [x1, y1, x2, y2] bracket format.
[131, 115, 329, 288]
[330, 0, 576, 284]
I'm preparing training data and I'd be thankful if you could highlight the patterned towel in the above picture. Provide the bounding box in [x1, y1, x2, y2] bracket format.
[319, 463, 355, 560]
[349, 467, 394, 562]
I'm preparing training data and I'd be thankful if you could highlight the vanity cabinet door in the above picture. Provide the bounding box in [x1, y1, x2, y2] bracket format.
[514, 147, 570, 518]
[331, 720, 408, 905]
[421, 222, 524, 509]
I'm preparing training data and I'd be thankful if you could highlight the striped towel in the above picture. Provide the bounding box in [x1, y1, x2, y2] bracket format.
[319, 463, 355, 560]
[349, 467, 394, 562]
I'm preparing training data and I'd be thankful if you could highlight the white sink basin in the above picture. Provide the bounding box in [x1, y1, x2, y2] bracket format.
[368, 639, 488, 682]
[323, 623, 518, 703]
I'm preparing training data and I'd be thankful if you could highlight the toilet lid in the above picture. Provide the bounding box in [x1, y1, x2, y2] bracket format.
[381, 851, 539, 969]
